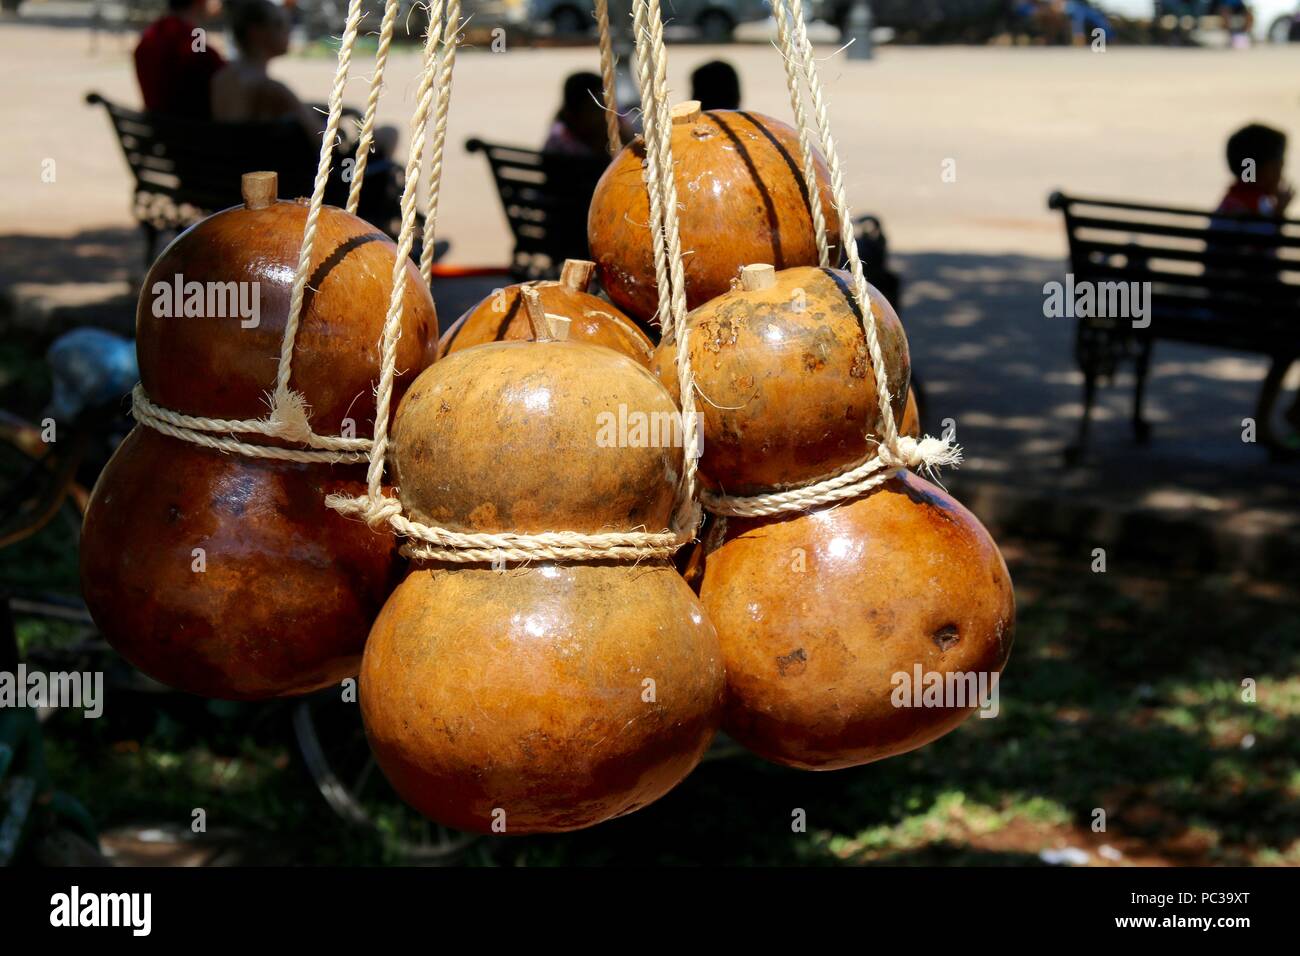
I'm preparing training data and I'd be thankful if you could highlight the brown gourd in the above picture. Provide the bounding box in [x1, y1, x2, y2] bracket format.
[360, 301, 725, 833]
[588, 103, 841, 325]
[700, 472, 1015, 769]
[653, 262, 1014, 769]
[651, 264, 910, 495]
[437, 259, 655, 363]
[79, 172, 438, 700]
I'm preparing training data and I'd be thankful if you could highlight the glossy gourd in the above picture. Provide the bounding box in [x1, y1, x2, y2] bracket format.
[362, 306, 724, 833]
[80, 172, 437, 699]
[651, 264, 909, 495]
[588, 104, 841, 324]
[699, 472, 1015, 769]
[438, 259, 654, 363]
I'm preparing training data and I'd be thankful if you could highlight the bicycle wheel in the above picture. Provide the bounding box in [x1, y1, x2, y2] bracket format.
[292, 691, 480, 863]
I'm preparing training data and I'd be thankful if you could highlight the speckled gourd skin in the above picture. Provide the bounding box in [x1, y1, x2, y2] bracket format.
[699, 472, 1015, 770]
[392, 341, 682, 533]
[651, 266, 910, 495]
[588, 110, 841, 324]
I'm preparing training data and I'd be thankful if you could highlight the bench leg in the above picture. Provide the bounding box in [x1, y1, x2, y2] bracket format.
[1256, 354, 1297, 457]
[1065, 368, 1098, 467]
[1132, 338, 1153, 444]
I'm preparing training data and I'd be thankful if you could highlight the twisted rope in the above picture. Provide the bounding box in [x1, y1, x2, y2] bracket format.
[346, 0, 402, 215]
[629, 1, 674, 339]
[326, 492, 683, 561]
[420, 0, 461, 287]
[131, 386, 368, 464]
[702, 436, 962, 518]
[697, 0, 960, 519]
[322, 0, 704, 562]
[362, 0, 446, 507]
[772, 3, 830, 268]
[777, 0, 900, 450]
[133, 1, 374, 460]
[594, 0, 622, 156]
[274, 0, 366, 415]
[630, 0, 701, 538]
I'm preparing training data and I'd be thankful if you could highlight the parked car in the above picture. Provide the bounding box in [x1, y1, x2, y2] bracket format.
[529, 0, 772, 40]
[1239, 0, 1299, 41]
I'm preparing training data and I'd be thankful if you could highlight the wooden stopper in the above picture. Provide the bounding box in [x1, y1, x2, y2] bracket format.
[545, 314, 572, 342]
[671, 101, 703, 125]
[740, 263, 777, 292]
[521, 287, 553, 341]
[241, 171, 278, 210]
[560, 259, 596, 293]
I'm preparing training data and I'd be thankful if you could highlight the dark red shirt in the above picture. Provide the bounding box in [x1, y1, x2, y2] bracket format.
[1216, 181, 1280, 218]
[134, 15, 225, 118]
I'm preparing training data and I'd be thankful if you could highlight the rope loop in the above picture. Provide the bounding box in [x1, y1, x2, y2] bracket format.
[701, 435, 962, 520]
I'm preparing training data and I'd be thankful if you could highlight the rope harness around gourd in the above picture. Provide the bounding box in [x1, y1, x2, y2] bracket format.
[129, 0, 412, 464]
[127, 0, 961, 557]
[696, 0, 962, 521]
[325, 0, 698, 563]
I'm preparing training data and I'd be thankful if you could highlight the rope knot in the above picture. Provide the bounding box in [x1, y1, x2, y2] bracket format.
[325, 491, 403, 529]
[880, 435, 964, 472]
[267, 390, 316, 444]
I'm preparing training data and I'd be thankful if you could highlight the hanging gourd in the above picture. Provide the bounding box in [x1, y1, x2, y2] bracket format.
[699, 471, 1014, 769]
[588, 102, 841, 325]
[438, 259, 654, 363]
[644, 0, 1015, 770]
[656, 263, 1015, 768]
[359, 293, 724, 833]
[79, 172, 438, 699]
[650, 264, 909, 495]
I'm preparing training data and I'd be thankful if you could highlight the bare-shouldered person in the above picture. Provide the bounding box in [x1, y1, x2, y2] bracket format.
[211, 0, 320, 136]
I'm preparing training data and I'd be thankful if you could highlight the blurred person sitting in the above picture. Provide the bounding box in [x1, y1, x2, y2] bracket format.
[1216, 123, 1292, 220]
[543, 72, 628, 158]
[1213, 123, 1299, 450]
[134, 0, 226, 119]
[1012, 0, 1110, 45]
[213, 0, 404, 232]
[690, 59, 741, 112]
[211, 0, 321, 135]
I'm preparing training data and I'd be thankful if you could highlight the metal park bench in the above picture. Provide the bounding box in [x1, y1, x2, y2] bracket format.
[1049, 191, 1300, 462]
[86, 92, 367, 266]
[466, 137, 610, 282]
